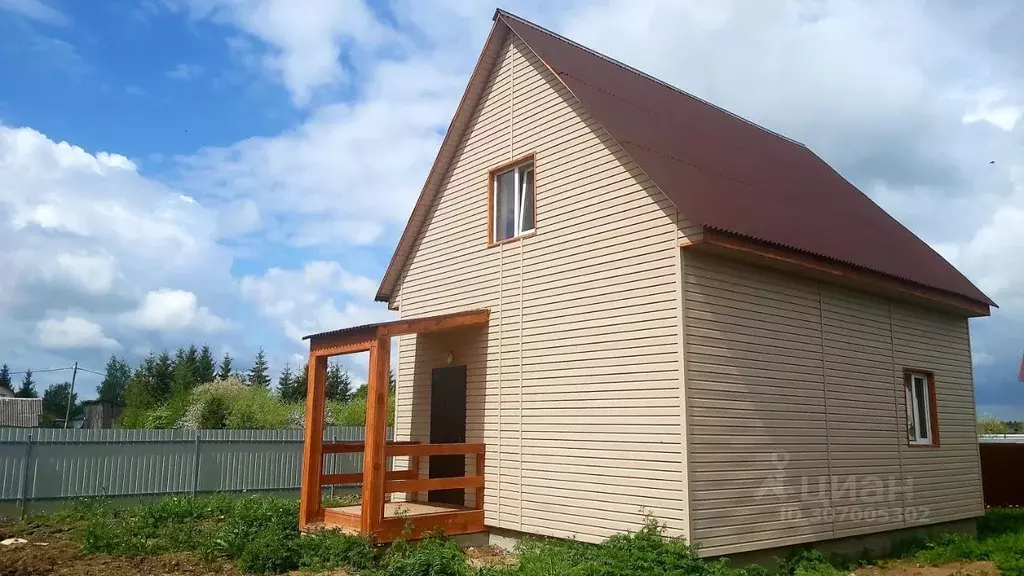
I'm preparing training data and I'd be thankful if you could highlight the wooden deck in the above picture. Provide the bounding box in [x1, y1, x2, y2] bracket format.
[319, 501, 485, 542]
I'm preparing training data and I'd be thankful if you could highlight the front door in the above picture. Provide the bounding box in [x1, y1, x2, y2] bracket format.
[428, 365, 467, 506]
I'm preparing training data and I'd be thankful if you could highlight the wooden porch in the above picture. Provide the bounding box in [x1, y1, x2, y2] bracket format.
[299, 310, 489, 543]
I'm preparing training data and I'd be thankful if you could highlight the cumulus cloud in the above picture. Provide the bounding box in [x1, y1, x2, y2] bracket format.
[37, 316, 120, 350]
[121, 289, 230, 332]
[241, 261, 389, 342]
[0, 0, 68, 26]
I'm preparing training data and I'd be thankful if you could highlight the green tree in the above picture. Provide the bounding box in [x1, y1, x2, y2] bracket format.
[325, 362, 352, 402]
[0, 363, 11, 392]
[150, 351, 174, 402]
[42, 382, 79, 425]
[15, 369, 38, 398]
[217, 352, 234, 381]
[172, 346, 200, 396]
[97, 355, 131, 405]
[284, 362, 308, 403]
[248, 348, 271, 389]
[277, 362, 294, 399]
[978, 416, 1011, 435]
[197, 345, 216, 383]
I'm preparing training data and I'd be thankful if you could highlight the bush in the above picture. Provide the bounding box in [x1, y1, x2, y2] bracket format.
[237, 528, 300, 574]
[298, 530, 377, 571]
[379, 535, 470, 576]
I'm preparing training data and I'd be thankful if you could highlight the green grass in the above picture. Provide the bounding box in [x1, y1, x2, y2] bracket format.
[10, 496, 1024, 576]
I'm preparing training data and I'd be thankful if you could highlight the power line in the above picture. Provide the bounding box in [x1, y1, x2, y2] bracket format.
[8, 366, 105, 377]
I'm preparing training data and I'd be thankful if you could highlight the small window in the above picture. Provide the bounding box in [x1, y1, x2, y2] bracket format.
[904, 371, 938, 446]
[491, 160, 534, 243]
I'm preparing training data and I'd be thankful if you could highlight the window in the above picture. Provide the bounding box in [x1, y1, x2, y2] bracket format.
[904, 371, 938, 446]
[491, 159, 535, 243]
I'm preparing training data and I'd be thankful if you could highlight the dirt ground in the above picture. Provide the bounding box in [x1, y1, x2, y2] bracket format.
[0, 522, 1002, 576]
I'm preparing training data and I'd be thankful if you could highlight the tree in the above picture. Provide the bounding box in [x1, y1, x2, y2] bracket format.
[197, 345, 216, 384]
[217, 352, 234, 381]
[42, 382, 79, 425]
[146, 351, 173, 402]
[978, 416, 1011, 435]
[97, 355, 131, 405]
[277, 362, 296, 400]
[248, 348, 271, 389]
[325, 362, 352, 402]
[0, 363, 11, 392]
[15, 369, 37, 398]
[284, 362, 308, 403]
[171, 346, 199, 396]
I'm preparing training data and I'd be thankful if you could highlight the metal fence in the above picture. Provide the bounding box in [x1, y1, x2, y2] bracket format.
[0, 426, 380, 515]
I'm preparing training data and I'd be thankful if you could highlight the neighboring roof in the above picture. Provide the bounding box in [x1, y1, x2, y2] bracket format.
[376, 10, 993, 309]
[0, 384, 13, 397]
[303, 309, 490, 342]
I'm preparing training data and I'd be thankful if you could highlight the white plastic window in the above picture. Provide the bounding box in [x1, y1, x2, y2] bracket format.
[905, 372, 934, 445]
[493, 162, 534, 242]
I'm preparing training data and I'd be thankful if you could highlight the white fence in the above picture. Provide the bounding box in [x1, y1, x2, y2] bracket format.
[0, 426, 379, 516]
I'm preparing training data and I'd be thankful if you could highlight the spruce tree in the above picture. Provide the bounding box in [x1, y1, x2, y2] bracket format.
[247, 348, 271, 389]
[97, 355, 131, 405]
[0, 363, 11, 392]
[150, 351, 174, 402]
[325, 362, 352, 402]
[197, 345, 216, 383]
[217, 353, 234, 381]
[277, 362, 294, 399]
[285, 362, 309, 403]
[15, 369, 38, 398]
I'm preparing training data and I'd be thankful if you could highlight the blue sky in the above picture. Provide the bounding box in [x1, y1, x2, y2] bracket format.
[0, 0, 1022, 418]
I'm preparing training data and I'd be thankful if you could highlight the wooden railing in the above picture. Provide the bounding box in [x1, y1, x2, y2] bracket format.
[317, 441, 486, 510]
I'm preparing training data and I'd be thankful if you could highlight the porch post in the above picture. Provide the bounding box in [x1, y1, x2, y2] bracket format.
[299, 353, 328, 528]
[360, 335, 390, 534]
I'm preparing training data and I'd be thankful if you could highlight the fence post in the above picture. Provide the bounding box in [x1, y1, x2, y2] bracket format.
[19, 433, 33, 519]
[191, 432, 201, 496]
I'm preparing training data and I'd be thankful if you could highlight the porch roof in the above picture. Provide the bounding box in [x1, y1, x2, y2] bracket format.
[302, 309, 490, 344]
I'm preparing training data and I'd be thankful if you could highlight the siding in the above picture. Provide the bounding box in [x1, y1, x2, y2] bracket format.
[684, 252, 984, 555]
[393, 35, 692, 543]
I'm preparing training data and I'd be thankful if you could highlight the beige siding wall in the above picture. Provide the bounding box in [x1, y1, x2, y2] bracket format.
[394, 35, 694, 542]
[684, 252, 984, 555]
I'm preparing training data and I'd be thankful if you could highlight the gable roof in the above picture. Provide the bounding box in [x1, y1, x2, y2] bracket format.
[376, 10, 993, 310]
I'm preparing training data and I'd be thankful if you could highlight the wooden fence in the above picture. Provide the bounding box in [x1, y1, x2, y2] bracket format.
[979, 441, 1024, 507]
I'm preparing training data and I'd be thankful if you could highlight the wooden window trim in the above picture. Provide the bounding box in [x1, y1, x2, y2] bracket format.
[903, 368, 940, 448]
[487, 153, 536, 247]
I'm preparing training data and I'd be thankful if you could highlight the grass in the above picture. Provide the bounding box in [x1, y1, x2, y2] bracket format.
[9, 496, 1024, 576]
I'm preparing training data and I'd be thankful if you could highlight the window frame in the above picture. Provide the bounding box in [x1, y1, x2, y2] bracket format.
[903, 369, 940, 448]
[487, 154, 536, 246]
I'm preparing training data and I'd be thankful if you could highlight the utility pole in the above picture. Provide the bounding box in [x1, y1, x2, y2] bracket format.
[63, 362, 78, 429]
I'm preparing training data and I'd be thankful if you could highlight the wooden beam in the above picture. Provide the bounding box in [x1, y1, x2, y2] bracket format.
[384, 442, 487, 457]
[299, 354, 328, 529]
[376, 309, 490, 337]
[321, 440, 419, 455]
[322, 508, 362, 530]
[322, 469, 418, 486]
[384, 475, 483, 494]
[360, 336, 390, 534]
[310, 338, 373, 358]
[475, 449, 485, 510]
[372, 510, 485, 543]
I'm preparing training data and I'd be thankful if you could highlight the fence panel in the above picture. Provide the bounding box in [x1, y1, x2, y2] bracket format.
[0, 426, 378, 506]
[979, 441, 1024, 507]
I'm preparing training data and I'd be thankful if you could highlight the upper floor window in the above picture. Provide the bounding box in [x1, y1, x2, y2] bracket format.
[491, 158, 535, 244]
[904, 370, 938, 447]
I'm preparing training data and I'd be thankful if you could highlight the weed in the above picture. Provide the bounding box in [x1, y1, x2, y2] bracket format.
[236, 527, 300, 574]
[298, 530, 377, 572]
[377, 534, 470, 576]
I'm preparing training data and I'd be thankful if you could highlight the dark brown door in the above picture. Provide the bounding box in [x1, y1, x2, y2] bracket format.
[428, 365, 467, 506]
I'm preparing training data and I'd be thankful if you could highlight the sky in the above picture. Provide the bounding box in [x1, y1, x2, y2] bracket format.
[0, 0, 1021, 418]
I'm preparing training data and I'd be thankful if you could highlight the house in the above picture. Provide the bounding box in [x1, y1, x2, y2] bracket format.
[297, 10, 992, 557]
[81, 399, 125, 429]
[0, 383, 13, 398]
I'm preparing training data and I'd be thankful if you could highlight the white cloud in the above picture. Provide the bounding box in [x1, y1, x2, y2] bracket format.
[166, 63, 202, 80]
[962, 88, 1022, 132]
[121, 289, 230, 332]
[37, 316, 120, 350]
[179, 0, 389, 106]
[0, 0, 67, 25]
[53, 251, 119, 295]
[241, 261, 388, 343]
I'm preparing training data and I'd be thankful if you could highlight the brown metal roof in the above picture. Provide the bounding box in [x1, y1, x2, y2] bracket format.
[497, 11, 993, 307]
[303, 309, 490, 342]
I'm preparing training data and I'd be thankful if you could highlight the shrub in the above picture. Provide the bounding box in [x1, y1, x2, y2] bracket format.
[379, 535, 470, 576]
[298, 530, 377, 572]
[236, 528, 300, 574]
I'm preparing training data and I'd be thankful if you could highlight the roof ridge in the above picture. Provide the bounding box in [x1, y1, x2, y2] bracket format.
[493, 8, 805, 147]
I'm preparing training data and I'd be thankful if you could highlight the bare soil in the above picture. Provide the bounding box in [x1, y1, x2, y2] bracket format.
[855, 560, 1001, 576]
